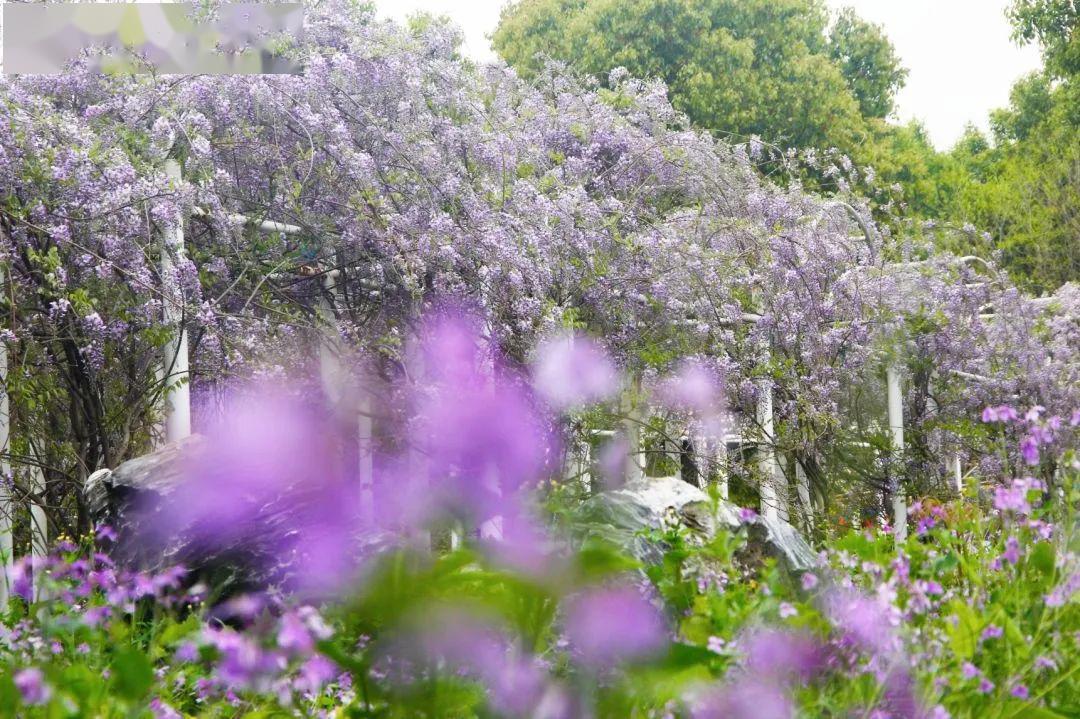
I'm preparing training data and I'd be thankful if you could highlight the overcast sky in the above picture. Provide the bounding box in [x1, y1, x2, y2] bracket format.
[370, 0, 1043, 150]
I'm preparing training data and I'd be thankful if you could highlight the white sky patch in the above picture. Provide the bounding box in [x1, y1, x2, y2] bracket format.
[372, 0, 1044, 151]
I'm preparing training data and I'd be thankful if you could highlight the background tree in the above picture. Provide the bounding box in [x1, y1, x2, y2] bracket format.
[921, 2, 1080, 293]
[1009, 0, 1080, 77]
[493, 0, 900, 150]
[828, 7, 908, 119]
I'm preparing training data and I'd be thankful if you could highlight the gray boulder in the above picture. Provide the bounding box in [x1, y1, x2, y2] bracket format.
[580, 476, 818, 573]
[85, 436, 331, 598]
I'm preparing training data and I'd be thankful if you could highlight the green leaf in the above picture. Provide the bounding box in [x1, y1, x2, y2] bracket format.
[1001, 699, 1070, 719]
[0, 670, 18, 714]
[660, 641, 718, 670]
[1028, 542, 1056, 579]
[111, 646, 155, 700]
[932, 552, 959, 576]
[61, 663, 99, 703]
[945, 600, 980, 660]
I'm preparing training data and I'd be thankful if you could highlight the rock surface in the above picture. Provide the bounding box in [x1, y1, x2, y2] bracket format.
[580, 476, 818, 573]
[85, 435, 302, 597]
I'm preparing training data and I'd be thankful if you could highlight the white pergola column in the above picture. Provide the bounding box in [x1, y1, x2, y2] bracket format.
[29, 462, 47, 600]
[161, 160, 191, 444]
[0, 295, 11, 609]
[357, 391, 374, 524]
[756, 379, 786, 521]
[621, 375, 645, 483]
[887, 364, 907, 542]
[950, 455, 964, 495]
[317, 268, 381, 532]
[715, 435, 731, 500]
[316, 270, 348, 405]
[563, 438, 592, 494]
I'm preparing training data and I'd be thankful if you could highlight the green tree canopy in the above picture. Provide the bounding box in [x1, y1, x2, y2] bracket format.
[493, 0, 906, 150]
[828, 7, 908, 119]
[1009, 0, 1080, 76]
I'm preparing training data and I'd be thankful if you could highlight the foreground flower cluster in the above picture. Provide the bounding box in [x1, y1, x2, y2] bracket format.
[0, 312, 1076, 718]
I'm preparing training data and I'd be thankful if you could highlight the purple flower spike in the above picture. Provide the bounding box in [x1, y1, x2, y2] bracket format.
[563, 585, 668, 669]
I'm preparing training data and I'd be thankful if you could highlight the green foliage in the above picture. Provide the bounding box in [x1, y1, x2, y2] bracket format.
[3, 458, 1079, 717]
[828, 8, 908, 119]
[493, 0, 898, 150]
[930, 77, 1080, 294]
[1009, 0, 1080, 77]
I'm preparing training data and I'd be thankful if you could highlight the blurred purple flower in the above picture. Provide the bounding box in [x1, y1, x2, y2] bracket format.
[993, 478, 1041, 516]
[1046, 571, 1080, 607]
[150, 698, 182, 719]
[278, 612, 315, 655]
[399, 609, 548, 714]
[982, 405, 1018, 423]
[741, 629, 822, 682]
[563, 585, 668, 668]
[692, 679, 793, 719]
[824, 588, 897, 656]
[295, 655, 339, 694]
[1001, 536, 1021, 565]
[1011, 684, 1029, 700]
[175, 642, 200, 663]
[414, 312, 559, 521]
[14, 668, 51, 706]
[10, 557, 33, 603]
[1035, 656, 1058, 671]
[481, 503, 563, 579]
[1020, 436, 1040, 466]
[981, 625, 1003, 641]
[655, 359, 728, 437]
[801, 572, 819, 591]
[532, 333, 619, 411]
[140, 387, 373, 595]
[881, 668, 921, 719]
